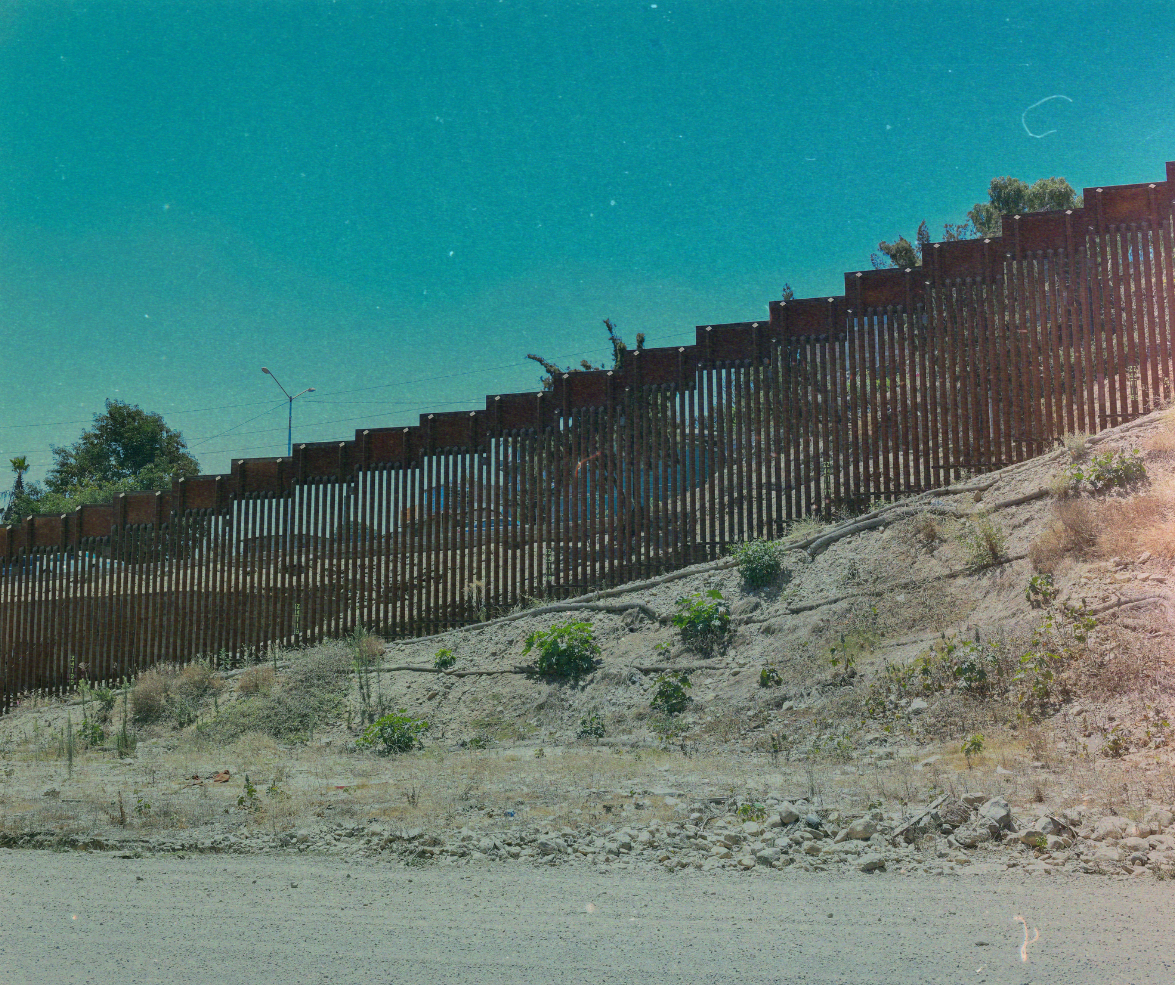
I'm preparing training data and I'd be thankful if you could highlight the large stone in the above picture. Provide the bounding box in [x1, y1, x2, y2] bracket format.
[756, 848, 782, 865]
[1145, 807, 1175, 830]
[858, 854, 886, 873]
[952, 823, 991, 849]
[1092, 817, 1127, 842]
[778, 803, 800, 825]
[978, 797, 1015, 832]
[843, 817, 878, 841]
[961, 792, 987, 808]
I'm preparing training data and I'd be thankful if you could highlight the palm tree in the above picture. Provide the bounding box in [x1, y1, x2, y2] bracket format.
[4, 456, 28, 524]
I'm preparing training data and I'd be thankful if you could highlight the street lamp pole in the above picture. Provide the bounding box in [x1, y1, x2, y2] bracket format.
[261, 368, 315, 457]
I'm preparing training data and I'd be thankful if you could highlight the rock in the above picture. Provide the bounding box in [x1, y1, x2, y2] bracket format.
[952, 824, 990, 849]
[1121, 836, 1150, 852]
[742, 822, 765, 837]
[937, 801, 972, 829]
[1017, 828, 1047, 848]
[778, 803, 800, 824]
[961, 792, 987, 808]
[978, 797, 1015, 832]
[858, 854, 886, 873]
[537, 838, 566, 856]
[737, 856, 757, 869]
[804, 814, 823, 830]
[1092, 817, 1127, 842]
[756, 848, 782, 865]
[1035, 816, 1069, 837]
[764, 814, 782, 829]
[803, 841, 823, 856]
[731, 599, 761, 619]
[908, 699, 928, 715]
[1045, 835, 1069, 852]
[843, 817, 878, 841]
[1145, 807, 1175, 830]
[41, 788, 60, 799]
[635, 830, 654, 845]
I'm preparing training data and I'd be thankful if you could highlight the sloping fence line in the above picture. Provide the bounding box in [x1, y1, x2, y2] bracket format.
[3, 161, 1175, 711]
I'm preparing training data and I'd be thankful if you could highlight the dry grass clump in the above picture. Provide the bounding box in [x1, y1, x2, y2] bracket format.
[1062, 431, 1090, 461]
[131, 662, 223, 727]
[131, 667, 175, 724]
[1030, 499, 1100, 573]
[175, 663, 223, 703]
[1143, 428, 1175, 457]
[911, 513, 944, 548]
[237, 665, 276, 697]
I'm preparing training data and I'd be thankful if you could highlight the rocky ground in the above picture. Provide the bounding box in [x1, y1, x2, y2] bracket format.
[4, 406, 1175, 885]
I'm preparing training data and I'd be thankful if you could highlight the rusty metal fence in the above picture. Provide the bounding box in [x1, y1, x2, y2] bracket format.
[4, 161, 1175, 709]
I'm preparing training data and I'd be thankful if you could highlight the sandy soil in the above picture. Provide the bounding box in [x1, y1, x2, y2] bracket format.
[3, 847, 1175, 985]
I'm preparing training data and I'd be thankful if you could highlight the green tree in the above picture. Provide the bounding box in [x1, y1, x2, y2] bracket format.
[527, 318, 645, 390]
[3, 401, 199, 524]
[46, 399, 198, 494]
[3, 457, 29, 524]
[871, 175, 1081, 270]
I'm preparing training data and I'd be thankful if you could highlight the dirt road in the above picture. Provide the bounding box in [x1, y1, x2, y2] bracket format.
[2, 849, 1173, 984]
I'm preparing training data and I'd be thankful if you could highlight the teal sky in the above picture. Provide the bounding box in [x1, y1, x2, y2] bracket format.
[2, 1, 1174, 481]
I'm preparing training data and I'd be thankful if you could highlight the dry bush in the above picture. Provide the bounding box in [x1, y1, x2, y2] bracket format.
[1134, 519, 1175, 560]
[175, 663, 223, 703]
[1062, 431, 1090, 461]
[131, 668, 174, 724]
[1095, 492, 1170, 560]
[911, 513, 943, 548]
[1143, 428, 1175, 457]
[237, 665, 276, 697]
[1031, 499, 1101, 573]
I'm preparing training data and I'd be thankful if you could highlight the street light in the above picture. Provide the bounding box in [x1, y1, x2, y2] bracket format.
[261, 367, 315, 457]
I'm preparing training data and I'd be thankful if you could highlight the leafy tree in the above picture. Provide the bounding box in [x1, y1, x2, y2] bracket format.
[527, 318, 645, 390]
[871, 175, 1081, 270]
[3, 401, 199, 523]
[45, 399, 198, 494]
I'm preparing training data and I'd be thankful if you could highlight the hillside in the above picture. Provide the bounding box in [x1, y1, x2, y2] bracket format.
[3, 405, 1175, 879]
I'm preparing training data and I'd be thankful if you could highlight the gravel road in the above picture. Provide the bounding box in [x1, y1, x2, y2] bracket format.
[2, 849, 1173, 985]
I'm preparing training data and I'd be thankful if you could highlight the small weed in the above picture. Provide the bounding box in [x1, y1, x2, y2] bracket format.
[357, 710, 430, 755]
[672, 590, 730, 652]
[759, 664, 782, 688]
[433, 648, 456, 671]
[237, 774, 260, 811]
[1025, 573, 1058, 609]
[523, 621, 600, 680]
[77, 720, 105, 748]
[577, 712, 606, 740]
[650, 672, 693, 716]
[737, 802, 767, 822]
[962, 513, 1006, 569]
[961, 733, 984, 770]
[1102, 726, 1128, 759]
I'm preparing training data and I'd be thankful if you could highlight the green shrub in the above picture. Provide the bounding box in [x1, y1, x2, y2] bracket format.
[357, 710, 429, 754]
[961, 733, 984, 769]
[738, 802, 767, 821]
[1025, 573, 1058, 609]
[672, 590, 730, 650]
[577, 712, 606, 740]
[1066, 449, 1147, 492]
[730, 539, 786, 590]
[523, 621, 600, 679]
[77, 719, 105, 748]
[759, 664, 782, 688]
[650, 671, 692, 716]
[433, 648, 456, 671]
